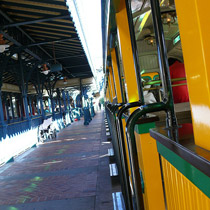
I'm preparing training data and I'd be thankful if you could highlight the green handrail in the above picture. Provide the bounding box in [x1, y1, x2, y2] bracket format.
[143, 77, 186, 86]
[125, 102, 169, 210]
[143, 83, 187, 91]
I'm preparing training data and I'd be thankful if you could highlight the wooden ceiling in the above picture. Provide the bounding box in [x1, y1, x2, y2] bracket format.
[0, 0, 92, 86]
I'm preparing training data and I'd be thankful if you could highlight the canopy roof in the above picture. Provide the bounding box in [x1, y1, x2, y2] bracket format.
[0, 0, 92, 87]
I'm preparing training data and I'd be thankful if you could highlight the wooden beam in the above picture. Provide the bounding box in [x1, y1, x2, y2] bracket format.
[47, 54, 85, 61]
[2, 15, 70, 29]
[26, 38, 78, 47]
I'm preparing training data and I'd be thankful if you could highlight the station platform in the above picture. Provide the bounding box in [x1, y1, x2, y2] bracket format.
[0, 111, 113, 210]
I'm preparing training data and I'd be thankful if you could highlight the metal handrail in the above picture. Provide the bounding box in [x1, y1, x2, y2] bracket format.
[116, 101, 143, 210]
[109, 103, 135, 210]
[106, 102, 135, 209]
[125, 102, 168, 210]
[150, 0, 178, 128]
[110, 103, 125, 113]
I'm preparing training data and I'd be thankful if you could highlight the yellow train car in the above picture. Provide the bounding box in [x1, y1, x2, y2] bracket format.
[102, 0, 210, 209]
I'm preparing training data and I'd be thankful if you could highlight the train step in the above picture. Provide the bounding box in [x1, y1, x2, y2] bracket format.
[112, 192, 126, 210]
[106, 131, 111, 136]
[108, 148, 115, 163]
[108, 148, 114, 156]
[109, 163, 120, 186]
[109, 163, 118, 177]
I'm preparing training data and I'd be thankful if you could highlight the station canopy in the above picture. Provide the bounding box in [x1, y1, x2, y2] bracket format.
[0, 0, 93, 89]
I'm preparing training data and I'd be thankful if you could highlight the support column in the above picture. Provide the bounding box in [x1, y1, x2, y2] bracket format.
[175, 0, 210, 150]
[66, 91, 71, 111]
[0, 91, 7, 138]
[56, 88, 62, 115]
[114, 2, 145, 210]
[37, 71, 45, 119]
[61, 90, 67, 112]
[111, 48, 123, 103]
[55, 98, 58, 111]
[66, 91, 73, 122]
[109, 66, 116, 99]
[2, 102, 7, 120]
[18, 95, 24, 119]
[16, 99, 20, 118]
[115, 0, 139, 110]
[36, 95, 40, 115]
[50, 95, 55, 120]
[105, 87, 109, 102]
[19, 52, 29, 120]
[79, 79, 83, 108]
[38, 93, 45, 119]
[107, 75, 113, 102]
[9, 94, 15, 120]
[22, 94, 30, 119]
[5, 98, 10, 122]
[28, 96, 32, 117]
[31, 98, 35, 116]
[66, 91, 73, 121]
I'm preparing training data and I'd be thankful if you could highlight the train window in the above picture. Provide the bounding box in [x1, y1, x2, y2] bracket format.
[131, 0, 189, 105]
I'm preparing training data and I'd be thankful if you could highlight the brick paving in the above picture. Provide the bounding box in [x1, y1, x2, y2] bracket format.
[0, 111, 113, 210]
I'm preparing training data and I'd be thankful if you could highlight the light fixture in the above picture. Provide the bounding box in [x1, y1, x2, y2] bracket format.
[144, 35, 155, 46]
[63, 77, 68, 85]
[41, 64, 50, 75]
[11, 53, 18, 60]
[0, 34, 9, 53]
[161, 11, 177, 26]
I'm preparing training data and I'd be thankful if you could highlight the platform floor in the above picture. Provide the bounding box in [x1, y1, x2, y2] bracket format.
[0, 111, 113, 210]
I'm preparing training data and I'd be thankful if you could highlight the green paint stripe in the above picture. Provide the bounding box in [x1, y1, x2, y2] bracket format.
[135, 122, 156, 134]
[157, 142, 210, 198]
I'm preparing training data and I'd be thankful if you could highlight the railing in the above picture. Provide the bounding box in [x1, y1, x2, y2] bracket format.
[150, 127, 210, 210]
[0, 111, 64, 140]
[6, 115, 42, 138]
